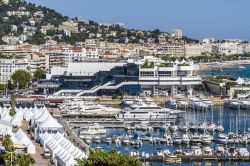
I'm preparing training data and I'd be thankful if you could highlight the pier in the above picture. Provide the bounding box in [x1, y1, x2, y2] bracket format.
[141, 155, 250, 163]
[67, 118, 175, 129]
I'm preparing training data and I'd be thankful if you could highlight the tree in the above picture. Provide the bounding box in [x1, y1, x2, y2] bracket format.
[11, 70, 31, 89]
[15, 154, 35, 166]
[0, 83, 4, 90]
[2, 135, 14, 152]
[9, 108, 16, 117]
[10, 94, 16, 108]
[75, 150, 143, 166]
[33, 68, 45, 81]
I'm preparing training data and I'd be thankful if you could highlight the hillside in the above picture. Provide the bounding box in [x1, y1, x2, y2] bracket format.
[0, 0, 198, 45]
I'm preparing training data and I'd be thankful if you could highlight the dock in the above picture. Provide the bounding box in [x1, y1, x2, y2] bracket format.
[67, 118, 175, 129]
[141, 155, 250, 163]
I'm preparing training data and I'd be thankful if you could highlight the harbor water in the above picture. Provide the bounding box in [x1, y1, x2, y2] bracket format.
[201, 64, 250, 79]
[89, 106, 250, 166]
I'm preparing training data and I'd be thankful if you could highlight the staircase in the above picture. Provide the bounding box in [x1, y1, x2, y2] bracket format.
[76, 81, 139, 96]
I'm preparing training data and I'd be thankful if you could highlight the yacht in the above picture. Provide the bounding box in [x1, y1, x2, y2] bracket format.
[216, 124, 224, 132]
[203, 146, 213, 155]
[224, 99, 241, 109]
[178, 124, 189, 132]
[240, 100, 250, 109]
[188, 98, 201, 109]
[206, 122, 216, 132]
[116, 103, 183, 121]
[121, 97, 134, 107]
[170, 125, 179, 132]
[165, 99, 177, 109]
[202, 98, 214, 108]
[201, 133, 213, 144]
[176, 98, 189, 109]
[172, 133, 182, 145]
[60, 100, 120, 115]
[217, 134, 228, 144]
[190, 133, 201, 144]
[78, 103, 120, 115]
[79, 123, 106, 139]
[181, 134, 190, 144]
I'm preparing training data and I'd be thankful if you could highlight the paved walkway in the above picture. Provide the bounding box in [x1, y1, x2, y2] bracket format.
[18, 121, 50, 166]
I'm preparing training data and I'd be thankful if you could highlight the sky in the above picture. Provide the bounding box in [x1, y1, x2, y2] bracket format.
[28, 0, 250, 40]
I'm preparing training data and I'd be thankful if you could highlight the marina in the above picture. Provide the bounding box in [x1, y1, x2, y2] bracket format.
[60, 95, 250, 165]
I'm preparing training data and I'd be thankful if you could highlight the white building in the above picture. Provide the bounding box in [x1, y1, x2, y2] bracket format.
[171, 29, 183, 39]
[185, 44, 213, 57]
[138, 56, 201, 96]
[0, 59, 29, 84]
[213, 42, 244, 55]
[41, 47, 99, 69]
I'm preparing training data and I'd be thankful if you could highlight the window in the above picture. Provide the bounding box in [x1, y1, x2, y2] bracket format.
[140, 71, 154, 77]
[158, 71, 172, 77]
[177, 71, 187, 76]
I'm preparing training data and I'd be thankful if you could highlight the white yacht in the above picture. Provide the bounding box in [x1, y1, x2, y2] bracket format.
[181, 134, 190, 144]
[116, 103, 183, 121]
[202, 98, 214, 108]
[240, 100, 250, 109]
[172, 133, 182, 145]
[224, 99, 241, 109]
[206, 123, 216, 132]
[190, 133, 201, 143]
[217, 134, 228, 144]
[121, 97, 134, 106]
[60, 100, 120, 115]
[188, 98, 201, 109]
[201, 133, 213, 144]
[176, 98, 189, 109]
[79, 123, 106, 139]
[165, 99, 177, 109]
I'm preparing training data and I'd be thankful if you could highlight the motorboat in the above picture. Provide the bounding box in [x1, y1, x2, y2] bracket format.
[190, 133, 201, 144]
[217, 134, 228, 144]
[176, 98, 189, 109]
[201, 133, 213, 144]
[224, 99, 241, 109]
[198, 122, 207, 132]
[170, 125, 179, 132]
[122, 136, 130, 145]
[79, 123, 106, 139]
[121, 97, 134, 107]
[216, 124, 224, 132]
[172, 133, 182, 145]
[206, 122, 216, 132]
[181, 134, 190, 144]
[202, 146, 213, 155]
[178, 124, 189, 132]
[240, 100, 250, 109]
[191, 146, 202, 155]
[237, 148, 250, 156]
[165, 99, 177, 109]
[215, 146, 225, 156]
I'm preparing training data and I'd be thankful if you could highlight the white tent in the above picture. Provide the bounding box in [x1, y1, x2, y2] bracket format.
[53, 132, 85, 159]
[1, 110, 12, 122]
[38, 115, 64, 133]
[14, 129, 36, 154]
[40, 132, 85, 166]
[0, 120, 12, 136]
[11, 110, 23, 127]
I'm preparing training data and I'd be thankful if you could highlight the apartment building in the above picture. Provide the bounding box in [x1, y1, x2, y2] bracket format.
[0, 59, 29, 84]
